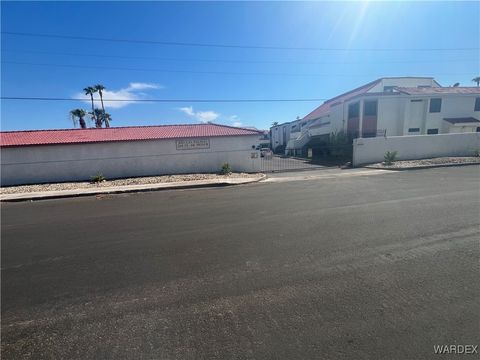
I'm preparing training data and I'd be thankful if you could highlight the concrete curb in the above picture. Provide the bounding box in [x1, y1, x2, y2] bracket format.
[263, 166, 338, 174]
[0, 175, 267, 202]
[363, 162, 480, 171]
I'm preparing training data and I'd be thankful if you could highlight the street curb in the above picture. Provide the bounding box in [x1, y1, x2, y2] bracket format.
[0, 175, 267, 202]
[263, 166, 338, 174]
[363, 162, 480, 171]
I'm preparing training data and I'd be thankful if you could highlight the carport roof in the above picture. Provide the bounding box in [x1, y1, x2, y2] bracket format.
[0, 123, 263, 147]
[443, 117, 480, 124]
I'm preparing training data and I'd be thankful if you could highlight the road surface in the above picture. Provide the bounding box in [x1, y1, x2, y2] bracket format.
[2, 166, 479, 359]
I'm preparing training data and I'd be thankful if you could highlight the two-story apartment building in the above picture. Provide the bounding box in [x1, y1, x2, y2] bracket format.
[270, 118, 305, 152]
[279, 77, 480, 156]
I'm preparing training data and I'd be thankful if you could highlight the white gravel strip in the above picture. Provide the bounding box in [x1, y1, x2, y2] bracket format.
[0, 173, 261, 195]
[368, 156, 480, 169]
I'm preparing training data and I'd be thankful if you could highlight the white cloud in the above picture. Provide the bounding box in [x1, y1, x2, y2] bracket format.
[233, 121, 243, 127]
[73, 82, 161, 109]
[179, 106, 195, 117]
[127, 82, 161, 90]
[179, 106, 220, 123]
[196, 111, 220, 123]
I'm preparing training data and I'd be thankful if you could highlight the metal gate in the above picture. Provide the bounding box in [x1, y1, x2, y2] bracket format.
[260, 143, 354, 172]
[260, 154, 327, 172]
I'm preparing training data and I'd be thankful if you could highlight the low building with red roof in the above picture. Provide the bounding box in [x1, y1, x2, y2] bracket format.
[0, 123, 263, 185]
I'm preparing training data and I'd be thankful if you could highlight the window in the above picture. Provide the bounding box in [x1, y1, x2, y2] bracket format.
[427, 129, 438, 135]
[364, 100, 378, 116]
[475, 98, 480, 111]
[408, 128, 420, 133]
[383, 86, 395, 92]
[429, 98, 442, 113]
[348, 102, 359, 119]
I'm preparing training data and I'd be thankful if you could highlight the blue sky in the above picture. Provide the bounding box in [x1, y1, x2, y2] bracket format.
[1, 1, 479, 131]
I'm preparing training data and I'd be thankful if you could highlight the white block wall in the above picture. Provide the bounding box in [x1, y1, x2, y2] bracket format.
[353, 133, 480, 166]
[1, 135, 261, 185]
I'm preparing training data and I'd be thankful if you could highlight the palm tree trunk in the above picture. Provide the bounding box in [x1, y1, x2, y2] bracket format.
[99, 90, 106, 127]
[79, 117, 86, 129]
[89, 94, 96, 124]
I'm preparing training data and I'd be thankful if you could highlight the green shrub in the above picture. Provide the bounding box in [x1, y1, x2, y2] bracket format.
[384, 151, 398, 166]
[219, 162, 232, 175]
[91, 173, 106, 183]
[473, 149, 480, 157]
[329, 130, 349, 145]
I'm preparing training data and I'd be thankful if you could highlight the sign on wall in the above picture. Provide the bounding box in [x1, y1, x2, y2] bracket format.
[176, 138, 210, 150]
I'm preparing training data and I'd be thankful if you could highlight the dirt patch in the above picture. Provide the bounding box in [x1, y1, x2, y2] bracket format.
[367, 156, 480, 169]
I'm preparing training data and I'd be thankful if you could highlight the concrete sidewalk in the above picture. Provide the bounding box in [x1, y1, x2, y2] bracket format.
[0, 168, 398, 201]
[0, 175, 266, 202]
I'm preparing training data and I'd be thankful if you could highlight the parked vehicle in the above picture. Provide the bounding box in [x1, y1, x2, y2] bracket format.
[260, 147, 273, 158]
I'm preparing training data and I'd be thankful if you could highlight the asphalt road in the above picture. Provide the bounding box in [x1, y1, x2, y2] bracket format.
[2, 166, 479, 359]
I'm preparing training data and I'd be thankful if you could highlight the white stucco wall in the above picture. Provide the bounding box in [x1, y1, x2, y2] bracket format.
[270, 120, 302, 151]
[270, 124, 286, 150]
[1, 135, 261, 185]
[377, 97, 405, 136]
[330, 94, 479, 139]
[424, 96, 479, 133]
[323, 96, 407, 138]
[352, 132, 480, 166]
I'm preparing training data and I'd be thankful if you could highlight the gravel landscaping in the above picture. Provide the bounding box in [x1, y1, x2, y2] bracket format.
[0, 173, 262, 195]
[367, 156, 480, 169]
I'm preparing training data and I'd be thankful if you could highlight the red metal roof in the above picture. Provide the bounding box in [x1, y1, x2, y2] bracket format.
[396, 87, 480, 95]
[0, 123, 262, 148]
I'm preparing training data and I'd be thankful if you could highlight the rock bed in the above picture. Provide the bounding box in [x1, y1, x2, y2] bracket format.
[0, 173, 261, 194]
[369, 156, 480, 169]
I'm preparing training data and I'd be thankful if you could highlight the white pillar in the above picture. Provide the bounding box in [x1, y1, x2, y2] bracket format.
[359, 100, 364, 138]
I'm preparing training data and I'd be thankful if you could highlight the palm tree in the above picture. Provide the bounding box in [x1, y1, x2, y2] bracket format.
[472, 77, 480, 87]
[89, 108, 104, 128]
[94, 84, 107, 120]
[89, 108, 112, 128]
[84, 86, 97, 124]
[70, 109, 87, 129]
[103, 112, 112, 128]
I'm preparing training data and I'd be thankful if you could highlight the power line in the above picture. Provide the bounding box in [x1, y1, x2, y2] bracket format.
[3, 49, 478, 65]
[3, 31, 478, 52]
[1, 96, 328, 103]
[2, 61, 471, 78]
